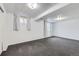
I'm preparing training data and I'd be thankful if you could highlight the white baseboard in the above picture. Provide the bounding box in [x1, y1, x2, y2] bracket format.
[55, 35, 79, 41]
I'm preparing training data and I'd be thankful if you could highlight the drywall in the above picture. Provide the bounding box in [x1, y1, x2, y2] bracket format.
[1, 13, 44, 52]
[0, 13, 5, 54]
[0, 13, 10, 54]
[54, 18, 79, 40]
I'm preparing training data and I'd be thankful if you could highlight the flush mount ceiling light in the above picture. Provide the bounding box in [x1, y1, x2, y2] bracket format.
[55, 15, 67, 20]
[27, 3, 38, 9]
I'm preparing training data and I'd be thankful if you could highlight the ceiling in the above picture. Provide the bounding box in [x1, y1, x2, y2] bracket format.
[45, 3, 79, 22]
[3, 3, 56, 18]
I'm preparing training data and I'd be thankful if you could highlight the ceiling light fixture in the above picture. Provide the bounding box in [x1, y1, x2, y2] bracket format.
[56, 15, 67, 20]
[27, 3, 38, 9]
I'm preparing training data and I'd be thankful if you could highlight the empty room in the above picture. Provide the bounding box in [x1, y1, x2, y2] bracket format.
[0, 3, 79, 56]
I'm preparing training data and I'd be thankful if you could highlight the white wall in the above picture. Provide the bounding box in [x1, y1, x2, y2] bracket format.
[0, 13, 44, 53]
[54, 18, 79, 40]
[0, 13, 6, 54]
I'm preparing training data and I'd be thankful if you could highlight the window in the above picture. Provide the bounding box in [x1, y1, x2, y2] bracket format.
[19, 17, 31, 31]
[19, 17, 27, 24]
[46, 22, 51, 36]
[13, 14, 31, 31]
[19, 17, 27, 31]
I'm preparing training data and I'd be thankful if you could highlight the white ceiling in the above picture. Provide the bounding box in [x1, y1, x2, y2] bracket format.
[3, 3, 56, 18]
[45, 3, 79, 22]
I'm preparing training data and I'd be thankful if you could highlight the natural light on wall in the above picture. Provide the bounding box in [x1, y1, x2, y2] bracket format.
[27, 3, 38, 9]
